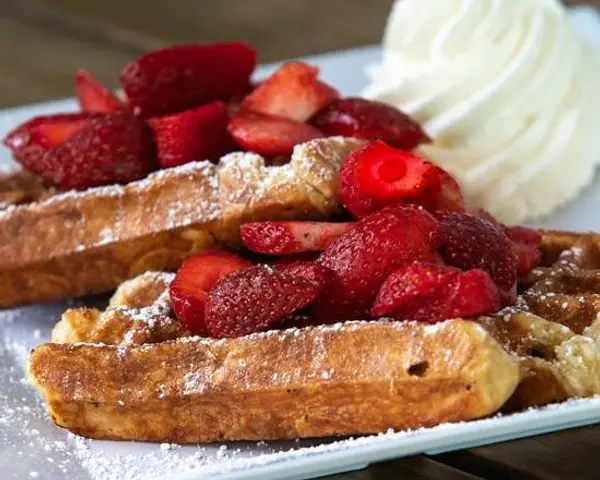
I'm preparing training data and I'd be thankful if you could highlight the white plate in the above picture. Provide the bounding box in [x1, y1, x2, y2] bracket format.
[1, 6, 600, 480]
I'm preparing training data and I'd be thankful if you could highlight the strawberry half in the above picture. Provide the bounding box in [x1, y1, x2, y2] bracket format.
[3, 113, 98, 176]
[505, 226, 543, 276]
[414, 167, 465, 213]
[75, 69, 125, 113]
[240, 221, 354, 255]
[169, 251, 252, 335]
[371, 261, 501, 322]
[439, 212, 517, 306]
[354, 140, 439, 199]
[338, 140, 443, 218]
[119, 42, 256, 118]
[41, 112, 156, 190]
[148, 101, 233, 167]
[314, 204, 441, 322]
[469, 211, 542, 277]
[310, 98, 430, 150]
[227, 111, 323, 156]
[241, 61, 339, 122]
[204, 263, 328, 338]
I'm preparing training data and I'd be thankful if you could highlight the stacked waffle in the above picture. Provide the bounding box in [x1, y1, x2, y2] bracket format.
[28, 230, 600, 443]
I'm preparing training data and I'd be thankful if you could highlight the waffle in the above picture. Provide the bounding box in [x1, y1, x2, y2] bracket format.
[480, 231, 600, 410]
[0, 137, 363, 308]
[0, 169, 54, 208]
[27, 230, 600, 443]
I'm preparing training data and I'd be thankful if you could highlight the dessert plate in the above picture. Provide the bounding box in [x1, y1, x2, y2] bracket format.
[1, 6, 600, 480]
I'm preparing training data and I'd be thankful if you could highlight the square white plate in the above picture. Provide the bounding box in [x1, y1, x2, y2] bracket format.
[2, 6, 600, 480]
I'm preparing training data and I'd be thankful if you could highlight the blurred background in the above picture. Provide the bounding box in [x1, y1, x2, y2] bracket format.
[0, 0, 595, 108]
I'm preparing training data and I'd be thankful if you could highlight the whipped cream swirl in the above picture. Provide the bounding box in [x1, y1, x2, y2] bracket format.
[364, 0, 600, 222]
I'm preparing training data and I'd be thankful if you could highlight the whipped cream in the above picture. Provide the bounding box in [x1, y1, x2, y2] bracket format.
[364, 0, 600, 223]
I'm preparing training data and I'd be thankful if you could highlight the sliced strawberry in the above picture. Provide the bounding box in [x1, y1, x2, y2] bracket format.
[314, 205, 442, 322]
[241, 61, 339, 122]
[355, 140, 439, 199]
[505, 226, 543, 276]
[310, 98, 430, 150]
[414, 167, 465, 213]
[147, 101, 233, 167]
[439, 212, 517, 306]
[3, 113, 97, 176]
[337, 142, 383, 218]
[371, 262, 500, 322]
[240, 221, 354, 255]
[337, 140, 444, 218]
[75, 69, 125, 113]
[227, 111, 323, 156]
[274, 260, 333, 286]
[119, 42, 256, 118]
[468, 211, 542, 277]
[274, 252, 321, 265]
[169, 251, 252, 335]
[204, 263, 327, 338]
[41, 112, 156, 190]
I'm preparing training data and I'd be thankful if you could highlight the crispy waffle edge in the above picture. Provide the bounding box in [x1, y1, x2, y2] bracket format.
[0, 137, 365, 307]
[29, 319, 520, 443]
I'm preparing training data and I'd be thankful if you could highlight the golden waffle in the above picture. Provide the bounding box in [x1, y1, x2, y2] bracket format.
[479, 230, 600, 410]
[27, 230, 600, 443]
[0, 137, 364, 307]
[0, 169, 54, 208]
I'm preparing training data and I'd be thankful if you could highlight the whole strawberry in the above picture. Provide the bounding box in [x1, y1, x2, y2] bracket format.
[371, 261, 501, 322]
[204, 263, 329, 338]
[439, 212, 517, 306]
[314, 204, 441, 322]
[41, 112, 156, 190]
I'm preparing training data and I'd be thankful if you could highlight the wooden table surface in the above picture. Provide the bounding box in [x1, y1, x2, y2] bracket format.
[2, 1, 599, 479]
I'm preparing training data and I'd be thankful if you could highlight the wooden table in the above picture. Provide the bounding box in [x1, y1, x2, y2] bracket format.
[1, 1, 599, 478]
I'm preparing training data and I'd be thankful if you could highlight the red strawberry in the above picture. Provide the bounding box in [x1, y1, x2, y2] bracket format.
[414, 167, 465, 213]
[147, 101, 233, 167]
[468, 211, 542, 277]
[241, 61, 339, 122]
[204, 263, 327, 338]
[119, 42, 256, 118]
[75, 69, 125, 113]
[169, 251, 252, 335]
[274, 260, 333, 286]
[371, 262, 500, 322]
[505, 226, 542, 276]
[337, 140, 447, 218]
[240, 221, 354, 255]
[337, 142, 382, 218]
[310, 98, 430, 150]
[3, 113, 98, 176]
[314, 205, 441, 322]
[439, 212, 517, 306]
[41, 112, 156, 189]
[227, 111, 323, 156]
[274, 252, 321, 265]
